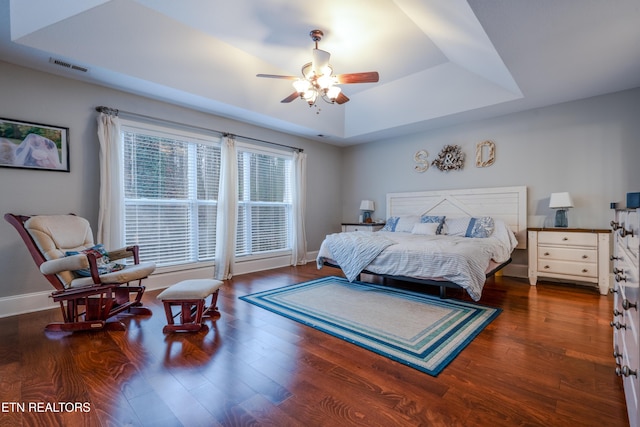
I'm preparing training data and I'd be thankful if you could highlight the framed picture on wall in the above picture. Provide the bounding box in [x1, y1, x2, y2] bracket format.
[0, 117, 69, 172]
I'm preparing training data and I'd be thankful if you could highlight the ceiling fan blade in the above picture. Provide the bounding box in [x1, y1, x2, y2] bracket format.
[335, 92, 350, 105]
[312, 49, 331, 74]
[281, 92, 300, 103]
[335, 71, 379, 84]
[257, 74, 298, 80]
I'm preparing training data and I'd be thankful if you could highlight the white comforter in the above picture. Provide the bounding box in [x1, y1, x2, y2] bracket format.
[316, 220, 518, 301]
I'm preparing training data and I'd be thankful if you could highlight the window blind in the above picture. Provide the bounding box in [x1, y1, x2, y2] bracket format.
[235, 148, 293, 257]
[122, 124, 220, 267]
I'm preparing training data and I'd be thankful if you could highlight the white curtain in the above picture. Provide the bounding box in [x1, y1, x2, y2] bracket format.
[96, 113, 124, 248]
[291, 151, 308, 265]
[215, 135, 238, 280]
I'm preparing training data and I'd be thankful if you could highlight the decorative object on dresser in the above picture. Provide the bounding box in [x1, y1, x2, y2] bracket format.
[548, 192, 573, 227]
[528, 228, 611, 295]
[610, 208, 639, 427]
[341, 222, 385, 232]
[628, 192, 640, 209]
[359, 199, 375, 223]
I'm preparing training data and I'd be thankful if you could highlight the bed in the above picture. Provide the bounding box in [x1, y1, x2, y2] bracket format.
[317, 186, 527, 301]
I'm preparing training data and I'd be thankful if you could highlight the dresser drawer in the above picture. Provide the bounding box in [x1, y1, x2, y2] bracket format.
[538, 246, 597, 263]
[537, 259, 597, 278]
[538, 231, 597, 247]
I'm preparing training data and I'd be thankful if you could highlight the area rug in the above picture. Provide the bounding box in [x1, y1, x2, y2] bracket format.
[240, 276, 500, 376]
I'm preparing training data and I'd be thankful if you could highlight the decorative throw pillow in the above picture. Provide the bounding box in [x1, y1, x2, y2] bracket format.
[468, 216, 495, 238]
[380, 217, 399, 232]
[445, 217, 495, 238]
[411, 222, 440, 235]
[420, 215, 446, 234]
[65, 244, 125, 277]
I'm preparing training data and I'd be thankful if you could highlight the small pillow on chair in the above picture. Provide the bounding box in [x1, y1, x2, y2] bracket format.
[66, 244, 125, 277]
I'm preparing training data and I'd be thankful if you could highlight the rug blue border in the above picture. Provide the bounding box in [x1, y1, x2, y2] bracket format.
[239, 276, 501, 376]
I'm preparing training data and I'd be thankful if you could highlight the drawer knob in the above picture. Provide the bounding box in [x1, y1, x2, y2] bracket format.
[582, 269, 588, 273]
[619, 228, 634, 238]
[613, 345, 623, 359]
[613, 267, 623, 275]
[544, 252, 550, 256]
[613, 309, 622, 316]
[616, 365, 638, 378]
[562, 237, 568, 241]
[610, 255, 621, 261]
[615, 274, 627, 283]
[581, 255, 588, 259]
[622, 299, 638, 311]
[544, 265, 550, 269]
[610, 321, 627, 330]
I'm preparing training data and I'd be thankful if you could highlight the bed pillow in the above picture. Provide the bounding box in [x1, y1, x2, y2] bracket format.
[445, 216, 495, 238]
[65, 244, 125, 277]
[411, 222, 440, 235]
[420, 215, 446, 234]
[380, 215, 422, 232]
[395, 215, 421, 232]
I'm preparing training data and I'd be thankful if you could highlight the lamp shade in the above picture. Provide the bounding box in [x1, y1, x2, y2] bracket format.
[359, 200, 375, 211]
[549, 192, 573, 209]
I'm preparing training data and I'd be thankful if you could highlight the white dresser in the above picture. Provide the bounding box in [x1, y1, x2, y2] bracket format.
[611, 209, 639, 427]
[528, 228, 611, 295]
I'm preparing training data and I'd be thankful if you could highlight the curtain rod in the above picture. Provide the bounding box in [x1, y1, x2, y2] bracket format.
[95, 106, 303, 153]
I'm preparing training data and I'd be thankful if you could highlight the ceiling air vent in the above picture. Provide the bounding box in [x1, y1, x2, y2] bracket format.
[49, 57, 89, 73]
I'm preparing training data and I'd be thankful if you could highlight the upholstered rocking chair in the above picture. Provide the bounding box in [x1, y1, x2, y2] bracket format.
[5, 213, 156, 332]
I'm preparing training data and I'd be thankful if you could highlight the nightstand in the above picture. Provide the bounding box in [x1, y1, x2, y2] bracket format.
[341, 222, 385, 232]
[528, 228, 611, 295]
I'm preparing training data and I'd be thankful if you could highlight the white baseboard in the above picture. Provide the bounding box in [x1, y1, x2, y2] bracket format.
[0, 290, 56, 318]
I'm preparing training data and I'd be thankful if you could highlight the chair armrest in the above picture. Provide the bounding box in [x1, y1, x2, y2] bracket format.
[107, 245, 140, 264]
[40, 254, 88, 275]
[41, 253, 103, 285]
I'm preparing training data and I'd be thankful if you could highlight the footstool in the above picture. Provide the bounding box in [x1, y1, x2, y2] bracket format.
[157, 279, 223, 333]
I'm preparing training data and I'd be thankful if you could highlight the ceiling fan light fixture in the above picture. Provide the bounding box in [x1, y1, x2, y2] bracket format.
[317, 74, 334, 90]
[326, 86, 341, 102]
[303, 89, 318, 106]
[257, 29, 379, 109]
[293, 78, 311, 93]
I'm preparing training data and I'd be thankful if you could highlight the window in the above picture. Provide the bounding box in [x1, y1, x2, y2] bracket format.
[235, 145, 293, 258]
[121, 122, 220, 268]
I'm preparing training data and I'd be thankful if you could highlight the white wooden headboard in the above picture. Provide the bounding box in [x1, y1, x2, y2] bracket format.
[387, 186, 527, 249]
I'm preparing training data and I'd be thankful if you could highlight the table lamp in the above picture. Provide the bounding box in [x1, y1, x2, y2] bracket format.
[549, 192, 573, 227]
[359, 200, 375, 223]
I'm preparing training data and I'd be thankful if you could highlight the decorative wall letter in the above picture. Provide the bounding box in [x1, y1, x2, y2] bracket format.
[414, 150, 429, 173]
[432, 145, 464, 171]
[475, 140, 495, 168]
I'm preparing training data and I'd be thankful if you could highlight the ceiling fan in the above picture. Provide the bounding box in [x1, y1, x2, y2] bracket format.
[257, 29, 379, 106]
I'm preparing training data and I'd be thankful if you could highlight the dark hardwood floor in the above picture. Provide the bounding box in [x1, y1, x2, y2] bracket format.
[0, 264, 629, 426]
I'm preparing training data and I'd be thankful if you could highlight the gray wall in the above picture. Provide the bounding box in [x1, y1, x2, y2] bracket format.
[340, 88, 640, 269]
[0, 61, 343, 299]
[342, 88, 640, 227]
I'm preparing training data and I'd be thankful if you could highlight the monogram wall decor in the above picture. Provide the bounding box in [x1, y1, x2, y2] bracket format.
[475, 140, 495, 168]
[413, 149, 429, 173]
[432, 145, 464, 171]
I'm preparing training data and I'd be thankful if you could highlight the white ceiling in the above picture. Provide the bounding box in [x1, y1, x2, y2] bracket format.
[1, 0, 639, 146]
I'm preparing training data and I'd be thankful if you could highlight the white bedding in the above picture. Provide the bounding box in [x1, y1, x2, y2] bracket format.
[316, 220, 518, 301]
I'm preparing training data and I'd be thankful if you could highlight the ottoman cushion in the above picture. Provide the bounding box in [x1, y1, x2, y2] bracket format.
[157, 279, 223, 300]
